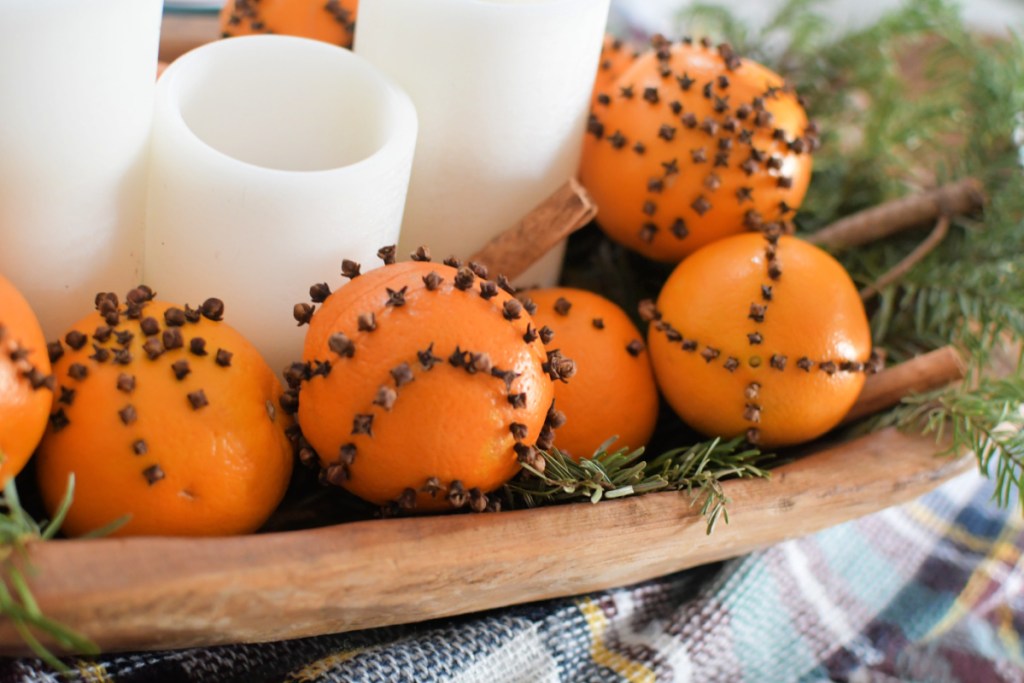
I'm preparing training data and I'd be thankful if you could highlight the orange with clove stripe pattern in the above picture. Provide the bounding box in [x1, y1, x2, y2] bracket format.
[647, 233, 873, 448]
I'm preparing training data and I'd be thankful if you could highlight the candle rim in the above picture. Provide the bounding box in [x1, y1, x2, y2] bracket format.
[156, 34, 418, 177]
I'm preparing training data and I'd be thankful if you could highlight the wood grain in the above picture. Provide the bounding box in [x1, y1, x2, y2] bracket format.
[468, 179, 598, 280]
[160, 12, 221, 63]
[0, 428, 972, 656]
[807, 178, 984, 251]
[845, 346, 966, 423]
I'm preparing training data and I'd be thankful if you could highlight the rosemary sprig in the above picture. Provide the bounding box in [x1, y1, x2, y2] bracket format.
[504, 438, 772, 534]
[0, 465, 100, 671]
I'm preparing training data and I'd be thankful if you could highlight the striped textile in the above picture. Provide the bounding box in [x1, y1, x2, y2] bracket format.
[2, 467, 1022, 682]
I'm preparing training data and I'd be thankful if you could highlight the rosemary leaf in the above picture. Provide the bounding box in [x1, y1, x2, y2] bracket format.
[504, 438, 773, 534]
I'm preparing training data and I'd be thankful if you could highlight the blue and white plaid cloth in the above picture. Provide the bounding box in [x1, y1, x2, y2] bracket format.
[3, 466, 1022, 682]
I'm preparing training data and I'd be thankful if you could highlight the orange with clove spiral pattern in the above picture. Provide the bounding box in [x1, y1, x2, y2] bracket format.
[646, 233, 873, 448]
[580, 37, 816, 262]
[0, 274, 53, 486]
[35, 289, 294, 537]
[294, 251, 568, 514]
[526, 287, 659, 460]
[220, 0, 358, 48]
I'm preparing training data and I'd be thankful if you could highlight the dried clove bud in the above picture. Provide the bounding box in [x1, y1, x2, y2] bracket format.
[352, 413, 374, 435]
[140, 317, 161, 337]
[187, 389, 208, 409]
[142, 337, 164, 360]
[391, 362, 415, 386]
[328, 332, 356, 358]
[143, 465, 165, 485]
[502, 299, 523, 321]
[341, 259, 362, 279]
[417, 343, 441, 370]
[468, 261, 489, 279]
[190, 338, 208, 356]
[183, 304, 202, 323]
[171, 359, 190, 380]
[200, 298, 224, 322]
[309, 282, 331, 303]
[164, 308, 186, 327]
[293, 303, 315, 326]
[357, 312, 377, 332]
[373, 385, 397, 411]
[65, 330, 87, 350]
[384, 286, 406, 308]
[118, 404, 138, 425]
[377, 245, 397, 265]
[410, 246, 431, 262]
[447, 480, 468, 508]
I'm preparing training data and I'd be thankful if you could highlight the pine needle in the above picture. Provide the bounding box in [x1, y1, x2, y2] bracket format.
[504, 438, 773, 534]
[0, 466, 101, 671]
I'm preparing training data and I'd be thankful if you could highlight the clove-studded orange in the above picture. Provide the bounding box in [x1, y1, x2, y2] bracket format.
[646, 232, 874, 448]
[527, 287, 659, 460]
[293, 250, 569, 514]
[591, 34, 640, 107]
[580, 37, 817, 262]
[35, 289, 294, 537]
[0, 274, 53, 486]
[219, 0, 358, 48]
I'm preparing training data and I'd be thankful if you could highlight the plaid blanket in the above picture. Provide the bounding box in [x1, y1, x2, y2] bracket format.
[2, 467, 1022, 682]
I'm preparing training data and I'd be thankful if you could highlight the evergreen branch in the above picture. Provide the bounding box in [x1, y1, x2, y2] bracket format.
[0, 467, 100, 671]
[504, 438, 773, 534]
[862, 378, 1024, 510]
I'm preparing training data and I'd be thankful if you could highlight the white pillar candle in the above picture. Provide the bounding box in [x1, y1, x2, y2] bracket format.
[354, 0, 611, 286]
[145, 35, 418, 374]
[0, 0, 162, 337]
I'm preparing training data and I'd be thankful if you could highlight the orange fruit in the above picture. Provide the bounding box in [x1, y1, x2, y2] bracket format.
[591, 34, 639, 107]
[646, 233, 872, 448]
[527, 287, 658, 459]
[0, 274, 53, 486]
[220, 0, 358, 48]
[36, 289, 294, 537]
[295, 254, 566, 513]
[580, 38, 816, 262]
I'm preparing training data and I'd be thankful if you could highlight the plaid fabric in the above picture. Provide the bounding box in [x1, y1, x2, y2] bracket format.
[2, 467, 1022, 682]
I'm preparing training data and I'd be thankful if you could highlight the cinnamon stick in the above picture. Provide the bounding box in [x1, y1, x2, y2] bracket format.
[468, 179, 597, 280]
[843, 345, 966, 424]
[859, 215, 950, 300]
[807, 178, 983, 251]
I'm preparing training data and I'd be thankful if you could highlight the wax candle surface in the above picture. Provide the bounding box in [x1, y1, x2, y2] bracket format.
[145, 36, 418, 374]
[0, 0, 162, 337]
[355, 0, 611, 286]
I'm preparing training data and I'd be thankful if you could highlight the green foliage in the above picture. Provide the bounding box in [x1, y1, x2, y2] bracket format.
[861, 379, 1024, 510]
[0, 472, 98, 671]
[504, 438, 772, 534]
